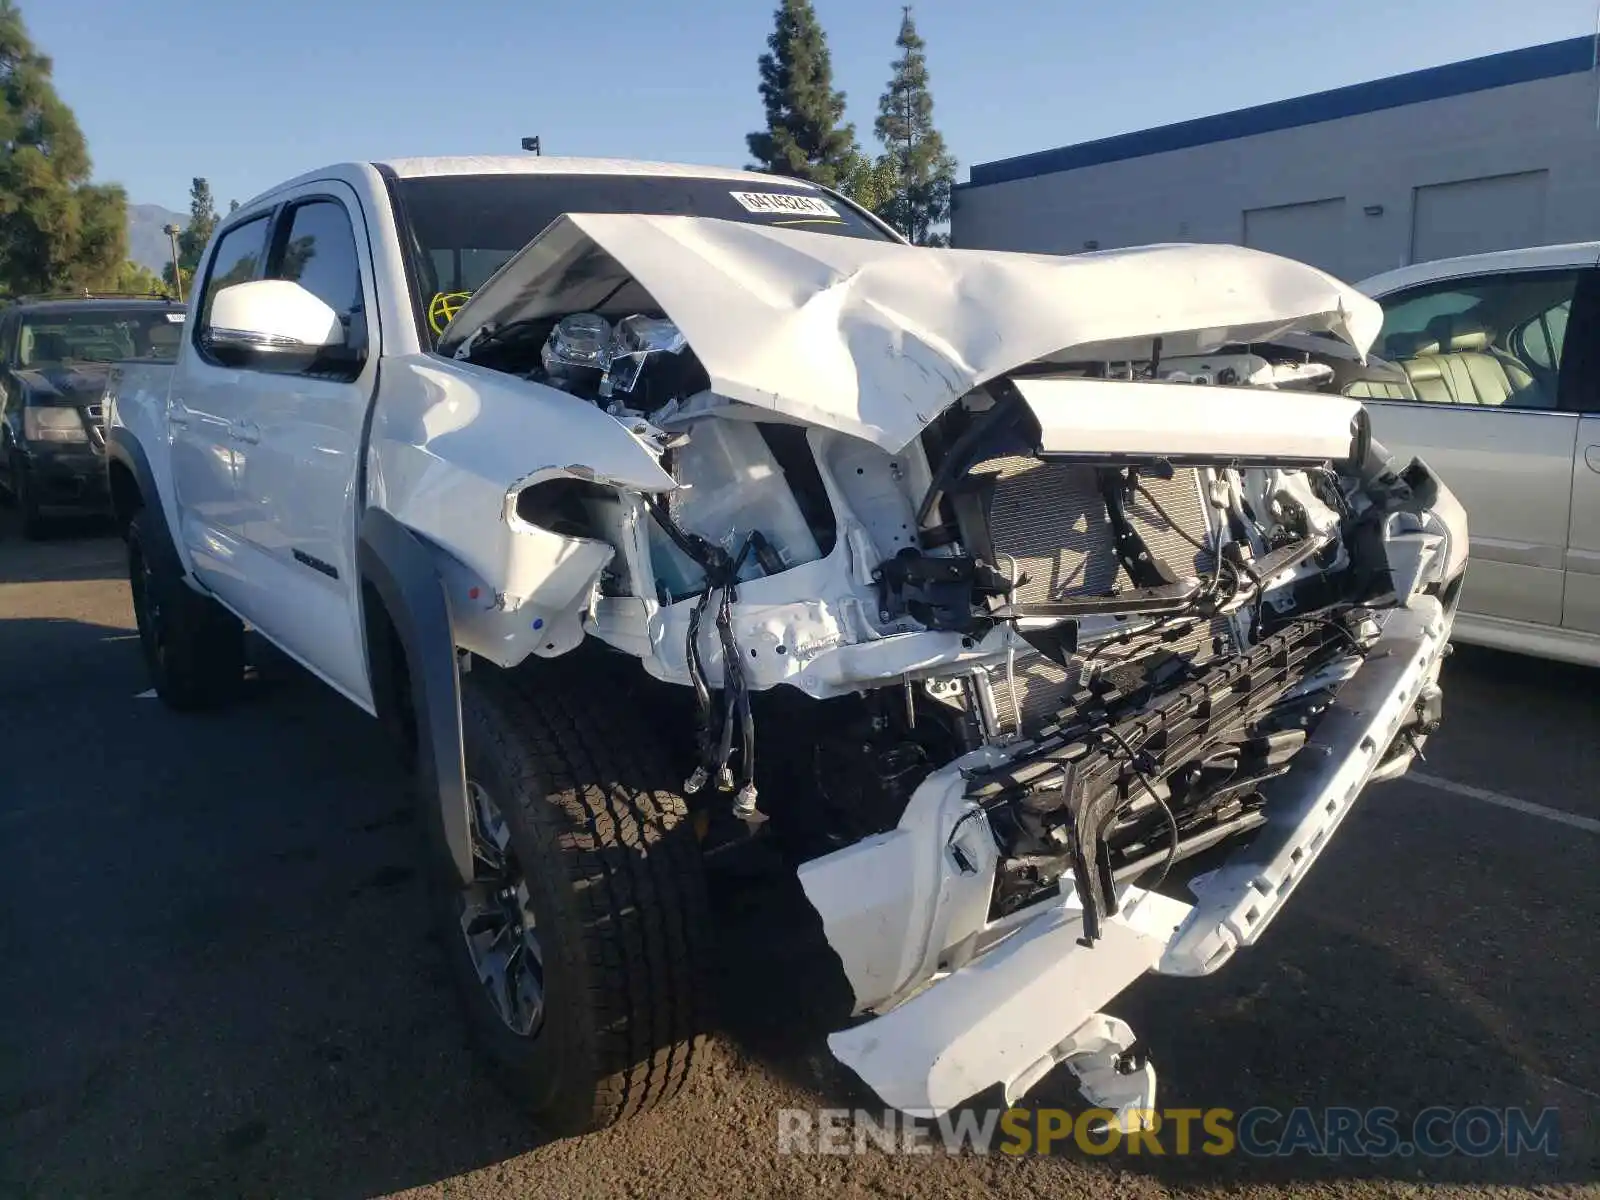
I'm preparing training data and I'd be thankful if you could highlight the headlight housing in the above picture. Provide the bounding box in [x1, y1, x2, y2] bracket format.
[22, 406, 88, 444]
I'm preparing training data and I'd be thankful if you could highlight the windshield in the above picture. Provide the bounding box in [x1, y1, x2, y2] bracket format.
[396, 172, 894, 341]
[18, 308, 186, 366]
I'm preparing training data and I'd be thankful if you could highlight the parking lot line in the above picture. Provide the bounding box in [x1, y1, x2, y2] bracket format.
[1406, 771, 1600, 835]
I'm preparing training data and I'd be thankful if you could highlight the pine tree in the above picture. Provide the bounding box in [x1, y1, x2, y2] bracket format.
[746, 0, 856, 188]
[836, 150, 897, 215]
[872, 7, 956, 245]
[164, 177, 216, 291]
[0, 0, 127, 292]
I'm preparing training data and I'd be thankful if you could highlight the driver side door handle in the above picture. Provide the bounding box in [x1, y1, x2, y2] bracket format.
[1585, 445, 1600, 475]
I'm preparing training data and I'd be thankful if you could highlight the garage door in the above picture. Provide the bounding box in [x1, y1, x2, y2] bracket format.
[1411, 171, 1548, 263]
[1243, 197, 1346, 276]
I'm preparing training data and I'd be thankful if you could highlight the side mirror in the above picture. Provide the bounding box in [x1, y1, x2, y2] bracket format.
[203, 280, 353, 374]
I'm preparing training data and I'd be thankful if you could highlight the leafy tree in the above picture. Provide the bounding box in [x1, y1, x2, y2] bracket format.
[279, 234, 315, 282]
[0, 0, 128, 292]
[228, 199, 239, 213]
[836, 150, 897, 216]
[163, 176, 215, 292]
[114, 259, 166, 295]
[746, 0, 856, 188]
[872, 7, 956, 245]
[163, 264, 195, 300]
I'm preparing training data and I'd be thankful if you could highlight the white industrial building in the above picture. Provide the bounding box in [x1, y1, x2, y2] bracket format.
[951, 37, 1600, 282]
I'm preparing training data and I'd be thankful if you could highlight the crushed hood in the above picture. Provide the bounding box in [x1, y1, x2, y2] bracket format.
[442, 215, 1383, 452]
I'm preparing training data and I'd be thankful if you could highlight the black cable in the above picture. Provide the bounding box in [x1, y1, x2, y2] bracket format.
[703, 535, 758, 791]
[1074, 476, 1238, 666]
[1297, 612, 1369, 656]
[1230, 552, 1268, 645]
[713, 583, 740, 786]
[685, 589, 716, 767]
[1079, 551, 1239, 666]
[1131, 480, 1211, 556]
[646, 496, 757, 789]
[1100, 725, 1182, 889]
[914, 387, 1027, 529]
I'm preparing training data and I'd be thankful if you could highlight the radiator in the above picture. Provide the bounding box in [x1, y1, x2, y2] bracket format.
[969, 460, 1229, 735]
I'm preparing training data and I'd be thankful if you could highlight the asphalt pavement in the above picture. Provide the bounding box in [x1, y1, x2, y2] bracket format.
[1, 515, 1595, 1199]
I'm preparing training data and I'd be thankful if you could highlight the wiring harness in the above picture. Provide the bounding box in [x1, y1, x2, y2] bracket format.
[643, 497, 760, 820]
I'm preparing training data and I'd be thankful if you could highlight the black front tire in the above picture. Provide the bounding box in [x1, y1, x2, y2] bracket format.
[127, 510, 245, 710]
[438, 667, 709, 1135]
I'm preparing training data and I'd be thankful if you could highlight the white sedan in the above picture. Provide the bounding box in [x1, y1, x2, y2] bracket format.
[1357, 241, 1600, 666]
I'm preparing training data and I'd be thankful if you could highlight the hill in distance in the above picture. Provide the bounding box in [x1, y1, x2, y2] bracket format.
[127, 203, 187, 274]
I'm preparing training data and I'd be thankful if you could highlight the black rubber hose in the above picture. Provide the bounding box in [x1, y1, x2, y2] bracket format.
[714, 590, 738, 779]
[914, 386, 1028, 530]
[685, 588, 715, 761]
[1102, 724, 1181, 889]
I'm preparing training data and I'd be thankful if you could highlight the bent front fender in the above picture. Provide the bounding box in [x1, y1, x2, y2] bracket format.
[366, 356, 674, 664]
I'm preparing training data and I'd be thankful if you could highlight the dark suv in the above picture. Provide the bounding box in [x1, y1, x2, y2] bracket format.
[0, 295, 184, 537]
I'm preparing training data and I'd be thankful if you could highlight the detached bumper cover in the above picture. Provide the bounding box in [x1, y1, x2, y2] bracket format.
[816, 596, 1451, 1118]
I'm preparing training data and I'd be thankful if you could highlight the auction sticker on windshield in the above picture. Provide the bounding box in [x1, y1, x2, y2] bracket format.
[729, 191, 839, 218]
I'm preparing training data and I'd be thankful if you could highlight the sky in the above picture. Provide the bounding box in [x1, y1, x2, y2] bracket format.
[29, 0, 1600, 213]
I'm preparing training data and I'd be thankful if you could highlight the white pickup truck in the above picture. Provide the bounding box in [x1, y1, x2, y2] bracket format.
[106, 155, 1466, 1135]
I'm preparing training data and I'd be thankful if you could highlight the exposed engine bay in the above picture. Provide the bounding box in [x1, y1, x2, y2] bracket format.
[457, 300, 1456, 937]
[414, 216, 1466, 1121]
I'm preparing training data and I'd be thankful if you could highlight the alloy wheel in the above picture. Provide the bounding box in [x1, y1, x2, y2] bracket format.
[458, 781, 545, 1037]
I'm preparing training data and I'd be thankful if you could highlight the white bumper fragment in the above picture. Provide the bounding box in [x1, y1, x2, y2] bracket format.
[806, 597, 1452, 1118]
[826, 886, 1190, 1119]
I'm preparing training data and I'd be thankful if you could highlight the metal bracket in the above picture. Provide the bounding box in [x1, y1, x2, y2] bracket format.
[1098, 468, 1180, 588]
[1003, 1011, 1157, 1130]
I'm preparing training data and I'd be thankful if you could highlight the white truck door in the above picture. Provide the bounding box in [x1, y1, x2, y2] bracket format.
[1363, 267, 1585, 630]
[221, 185, 379, 708]
[172, 214, 274, 608]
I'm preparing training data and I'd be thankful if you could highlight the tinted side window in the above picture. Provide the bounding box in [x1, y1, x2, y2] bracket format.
[198, 217, 270, 327]
[1371, 270, 1580, 410]
[270, 200, 366, 347]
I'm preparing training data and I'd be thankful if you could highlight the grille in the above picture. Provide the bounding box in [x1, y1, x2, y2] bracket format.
[971, 461, 1229, 735]
[82, 406, 106, 449]
[988, 616, 1235, 735]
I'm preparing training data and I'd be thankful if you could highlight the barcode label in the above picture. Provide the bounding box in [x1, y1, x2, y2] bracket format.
[728, 191, 839, 217]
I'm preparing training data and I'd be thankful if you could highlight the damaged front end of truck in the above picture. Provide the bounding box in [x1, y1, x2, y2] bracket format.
[380, 215, 1466, 1124]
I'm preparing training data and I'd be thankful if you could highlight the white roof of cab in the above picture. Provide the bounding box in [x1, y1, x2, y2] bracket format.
[235, 155, 828, 217]
[378, 155, 805, 187]
[1359, 241, 1600, 296]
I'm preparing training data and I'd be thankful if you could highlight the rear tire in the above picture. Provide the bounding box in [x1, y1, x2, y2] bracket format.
[437, 667, 709, 1135]
[127, 510, 245, 710]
